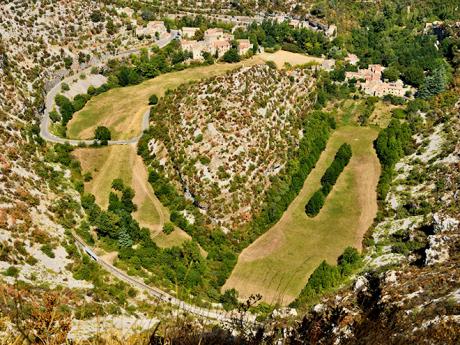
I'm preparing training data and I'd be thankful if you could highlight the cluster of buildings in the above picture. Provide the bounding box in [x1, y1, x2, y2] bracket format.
[345, 64, 413, 98]
[180, 27, 253, 60]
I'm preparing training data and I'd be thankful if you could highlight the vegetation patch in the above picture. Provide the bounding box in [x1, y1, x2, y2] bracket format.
[305, 143, 352, 217]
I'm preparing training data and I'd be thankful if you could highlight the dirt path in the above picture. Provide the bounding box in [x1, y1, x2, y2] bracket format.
[132, 155, 166, 234]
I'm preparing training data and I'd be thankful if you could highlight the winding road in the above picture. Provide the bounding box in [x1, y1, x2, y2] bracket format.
[73, 232, 254, 325]
[40, 31, 178, 146]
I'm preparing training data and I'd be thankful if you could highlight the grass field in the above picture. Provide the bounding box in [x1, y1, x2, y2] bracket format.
[223, 126, 380, 305]
[73, 144, 189, 248]
[259, 50, 324, 68]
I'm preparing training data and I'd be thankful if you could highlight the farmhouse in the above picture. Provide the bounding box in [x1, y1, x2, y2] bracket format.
[181, 28, 234, 59]
[237, 39, 253, 55]
[181, 27, 199, 39]
[345, 53, 359, 65]
[346, 64, 413, 97]
[136, 21, 167, 38]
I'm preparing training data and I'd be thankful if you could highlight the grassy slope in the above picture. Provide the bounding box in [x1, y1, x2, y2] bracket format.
[73, 145, 188, 248]
[223, 126, 380, 305]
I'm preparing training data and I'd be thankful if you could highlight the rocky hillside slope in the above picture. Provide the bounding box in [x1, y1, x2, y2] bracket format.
[147, 64, 315, 230]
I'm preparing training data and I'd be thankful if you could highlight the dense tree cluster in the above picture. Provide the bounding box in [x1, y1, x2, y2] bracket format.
[290, 247, 362, 308]
[234, 20, 330, 57]
[305, 143, 352, 217]
[80, 179, 210, 298]
[374, 119, 413, 200]
[348, 2, 459, 97]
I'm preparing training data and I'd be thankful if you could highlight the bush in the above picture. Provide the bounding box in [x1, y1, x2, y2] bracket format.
[94, 126, 111, 145]
[162, 222, 175, 235]
[41, 244, 55, 258]
[149, 94, 159, 105]
[4, 266, 19, 277]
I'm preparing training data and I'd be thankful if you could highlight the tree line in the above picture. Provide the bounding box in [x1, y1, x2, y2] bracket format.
[374, 119, 413, 200]
[290, 246, 362, 308]
[305, 143, 352, 217]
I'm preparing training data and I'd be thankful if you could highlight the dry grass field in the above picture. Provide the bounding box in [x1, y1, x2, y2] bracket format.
[223, 126, 380, 305]
[259, 50, 324, 68]
[73, 145, 189, 248]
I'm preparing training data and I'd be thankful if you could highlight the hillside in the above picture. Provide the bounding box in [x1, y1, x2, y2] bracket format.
[147, 64, 316, 231]
[0, 0, 459, 343]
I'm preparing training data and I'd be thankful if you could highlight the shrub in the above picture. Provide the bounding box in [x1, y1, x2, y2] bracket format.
[94, 126, 111, 145]
[41, 244, 55, 258]
[162, 222, 175, 235]
[4, 266, 19, 277]
[61, 83, 70, 92]
[149, 94, 159, 105]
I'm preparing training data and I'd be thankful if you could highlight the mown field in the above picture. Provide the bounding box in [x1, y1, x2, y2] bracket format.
[223, 125, 380, 305]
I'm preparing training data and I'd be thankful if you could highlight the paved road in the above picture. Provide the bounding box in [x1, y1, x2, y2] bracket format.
[73, 232, 256, 325]
[40, 31, 179, 146]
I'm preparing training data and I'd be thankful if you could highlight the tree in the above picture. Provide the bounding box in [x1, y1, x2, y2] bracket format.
[149, 94, 159, 105]
[402, 65, 425, 87]
[94, 126, 111, 145]
[90, 10, 103, 23]
[55, 94, 74, 125]
[305, 190, 325, 217]
[382, 66, 399, 82]
[220, 289, 239, 311]
[223, 48, 240, 63]
[49, 110, 61, 123]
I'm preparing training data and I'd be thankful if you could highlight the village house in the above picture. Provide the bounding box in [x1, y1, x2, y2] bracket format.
[345, 53, 359, 65]
[204, 28, 225, 42]
[181, 27, 234, 60]
[211, 40, 232, 57]
[136, 21, 167, 38]
[181, 27, 199, 39]
[325, 24, 337, 39]
[180, 40, 206, 59]
[237, 39, 253, 56]
[345, 64, 413, 97]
